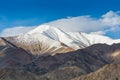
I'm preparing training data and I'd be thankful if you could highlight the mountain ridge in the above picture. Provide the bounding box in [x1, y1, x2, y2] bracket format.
[3, 24, 120, 55]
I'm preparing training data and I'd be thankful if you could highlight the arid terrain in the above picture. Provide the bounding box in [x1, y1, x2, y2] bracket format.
[0, 36, 120, 80]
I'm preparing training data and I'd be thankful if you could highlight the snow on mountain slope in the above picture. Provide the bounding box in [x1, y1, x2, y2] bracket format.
[80, 33, 113, 44]
[28, 25, 120, 46]
[83, 33, 120, 45]
[28, 25, 90, 49]
[5, 25, 120, 55]
[6, 34, 74, 55]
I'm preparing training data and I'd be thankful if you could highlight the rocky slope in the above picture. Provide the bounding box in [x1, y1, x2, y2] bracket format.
[72, 64, 120, 80]
[0, 68, 36, 80]
[35, 43, 120, 80]
[0, 38, 120, 80]
[0, 38, 33, 69]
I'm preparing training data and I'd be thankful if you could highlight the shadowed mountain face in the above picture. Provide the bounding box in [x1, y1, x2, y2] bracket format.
[35, 44, 120, 80]
[0, 38, 33, 69]
[0, 38, 120, 80]
[72, 64, 120, 80]
[0, 68, 36, 80]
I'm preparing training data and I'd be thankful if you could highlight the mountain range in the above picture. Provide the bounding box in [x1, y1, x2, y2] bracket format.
[0, 24, 120, 80]
[3, 25, 120, 55]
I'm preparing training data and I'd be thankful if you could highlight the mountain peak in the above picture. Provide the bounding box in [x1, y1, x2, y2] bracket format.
[28, 24, 60, 34]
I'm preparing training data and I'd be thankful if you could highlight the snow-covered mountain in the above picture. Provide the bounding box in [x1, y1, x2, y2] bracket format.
[4, 25, 120, 55]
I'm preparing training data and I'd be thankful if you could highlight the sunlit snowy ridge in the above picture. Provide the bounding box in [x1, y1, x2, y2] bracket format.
[4, 24, 120, 55]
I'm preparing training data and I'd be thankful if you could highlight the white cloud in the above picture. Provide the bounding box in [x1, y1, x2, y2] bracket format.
[101, 11, 120, 26]
[1, 11, 120, 37]
[90, 31, 105, 35]
[46, 16, 103, 32]
[0, 26, 35, 37]
[46, 11, 120, 34]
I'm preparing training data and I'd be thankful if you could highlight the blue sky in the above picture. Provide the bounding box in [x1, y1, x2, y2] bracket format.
[0, 0, 120, 38]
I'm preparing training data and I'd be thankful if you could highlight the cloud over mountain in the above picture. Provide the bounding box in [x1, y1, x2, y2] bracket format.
[47, 11, 120, 34]
[0, 26, 35, 37]
[1, 11, 120, 38]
